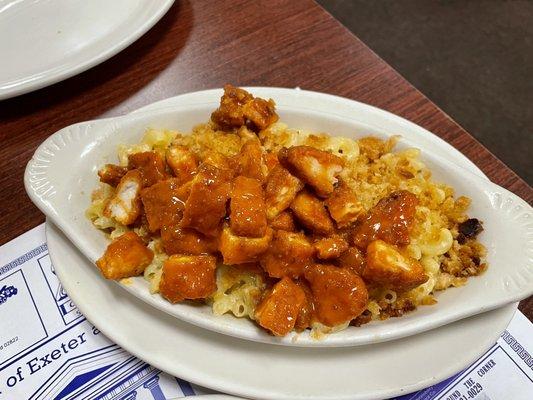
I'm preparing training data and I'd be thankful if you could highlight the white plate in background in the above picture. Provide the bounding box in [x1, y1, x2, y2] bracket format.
[24, 88, 533, 346]
[0, 0, 174, 100]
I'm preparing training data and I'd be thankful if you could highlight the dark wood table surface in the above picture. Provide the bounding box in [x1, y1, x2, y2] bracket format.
[1, 0, 531, 319]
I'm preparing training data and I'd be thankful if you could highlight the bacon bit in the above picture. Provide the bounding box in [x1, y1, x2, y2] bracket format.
[96, 232, 154, 280]
[98, 164, 128, 187]
[166, 145, 198, 183]
[365, 240, 428, 291]
[304, 264, 368, 327]
[219, 225, 273, 265]
[290, 190, 335, 235]
[140, 178, 186, 232]
[104, 170, 143, 225]
[352, 190, 419, 249]
[255, 277, 306, 336]
[230, 176, 267, 238]
[180, 164, 232, 237]
[161, 225, 218, 255]
[260, 230, 314, 278]
[279, 146, 343, 198]
[264, 165, 304, 220]
[159, 255, 217, 303]
[325, 184, 364, 228]
[128, 151, 168, 187]
[313, 235, 349, 260]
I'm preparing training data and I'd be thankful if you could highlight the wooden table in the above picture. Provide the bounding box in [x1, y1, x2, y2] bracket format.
[1, 0, 531, 319]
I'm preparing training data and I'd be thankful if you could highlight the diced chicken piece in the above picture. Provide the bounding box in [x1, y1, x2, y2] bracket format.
[338, 247, 366, 276]
[290, 190, 334, 235]
[219, 225, 273, 264]
[352, 190, 419, 249]
[166, 145, 198, 183]
[159, 255, 217, 303]
[294, 279, 315, 331]
[270, 211, 296, 232]
[98, 164, 128, 187]
[230, 176, 267, 237]
[211, 84, 279, 131]
[264, 165, 304, 220]
[313, 235, 349, 260]
[161, 225, 218, 255]
[140, 178, 186, 232]
[128, 151, 168, 187]
[365, 240, 428, 291]
[104, 170, 143, 225]
[242, 97, 279, 131]
[263, 151, 279, 174]
[325, 184, 364, 228]
[255, 277, 306, 336]
[305, 264, 368, 327]
[202, 150, 236, 171]
[260, 230, 314, 278]
[279, 146, 343, 197]
[180, 164, 232, 237]
[211, 84, 254, 129]
[96, 232, 154, 280]
[234, 141, 266, 181]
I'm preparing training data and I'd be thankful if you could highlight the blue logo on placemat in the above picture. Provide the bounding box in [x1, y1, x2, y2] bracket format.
[0, 285, 18, 305]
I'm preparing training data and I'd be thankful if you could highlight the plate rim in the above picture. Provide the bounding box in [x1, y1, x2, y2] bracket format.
[0, 0, 175, 100]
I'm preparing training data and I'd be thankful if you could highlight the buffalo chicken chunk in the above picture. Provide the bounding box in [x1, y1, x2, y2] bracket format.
[96, 232, 153, 280]
[260, 230, 314, 278]
[180, 164, 232, 237]
[338, 247, 366, 276]
[219, 225, 273, 264]
[305, 264, 368, 327]
[104, 170, 143, 225]
[211, 84, 278, 131]
[264, 165, 304, 220]
[365, 240, 428, 291]
[159, 255, 217, 303]
[325, 184, 364, 228]
[128, 151, 168, 187]
[234, 140, 266, 182]
[140, 178, 186, 232]
[352, 190, 419, 249]
[279, 146, 343, 197]
[166, 145, 198, 183]
[313, 235, 349, 260]
[269, 211, 296, 232]
[290, 190, 334, 235]
[98, 164, 128, 187]
[230, 176, 267, 237]
[161, 225, 218, 255]
[255, 277, 306, 336]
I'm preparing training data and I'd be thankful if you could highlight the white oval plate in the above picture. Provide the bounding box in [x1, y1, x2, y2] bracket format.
[24, 88, 533, 347]
[46, 219, 518, 400]
[0, 0, 174, 100]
